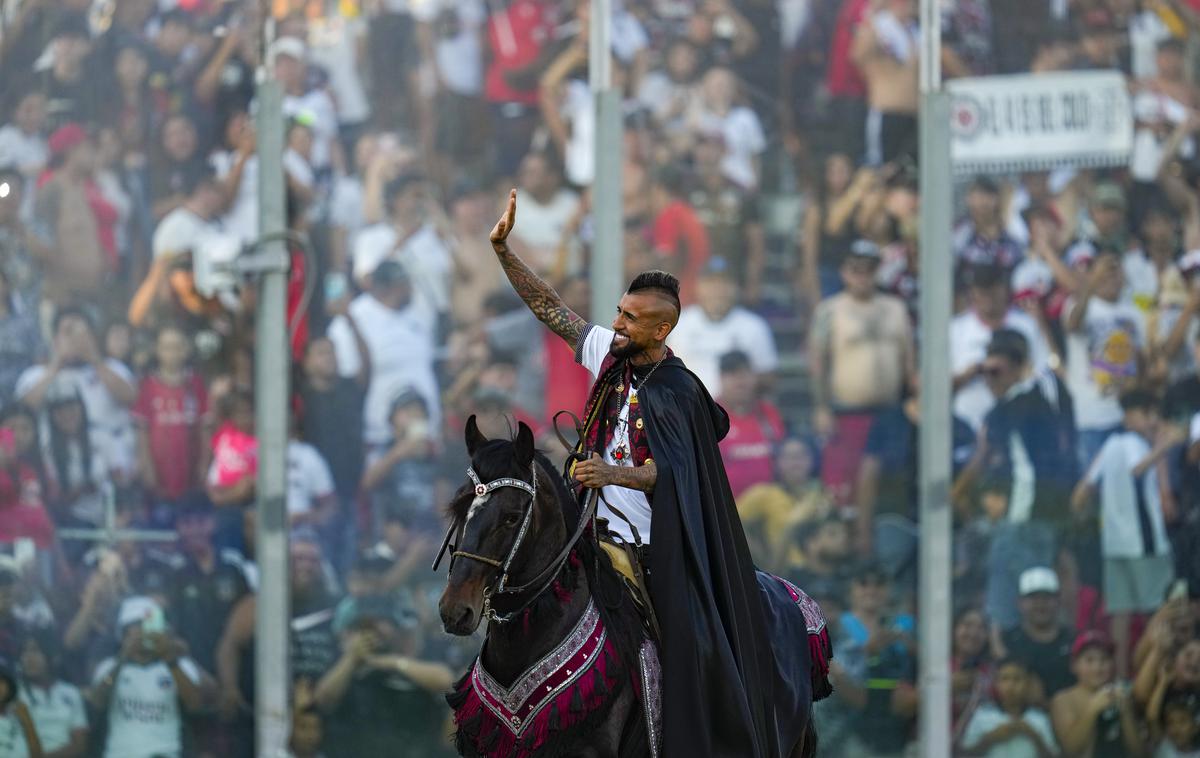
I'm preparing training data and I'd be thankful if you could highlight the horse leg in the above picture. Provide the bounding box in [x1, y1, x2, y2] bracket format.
[570, 686, 639, 758]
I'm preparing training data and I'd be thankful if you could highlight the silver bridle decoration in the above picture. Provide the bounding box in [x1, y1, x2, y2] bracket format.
[460, 465, 538, 624]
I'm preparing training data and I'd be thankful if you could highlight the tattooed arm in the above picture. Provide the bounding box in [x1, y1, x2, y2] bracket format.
[490, 189, 586, 351]
[573, 453, 657, 494]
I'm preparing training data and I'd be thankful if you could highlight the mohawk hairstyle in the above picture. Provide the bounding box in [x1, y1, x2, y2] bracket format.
[627, 270, 681, 314]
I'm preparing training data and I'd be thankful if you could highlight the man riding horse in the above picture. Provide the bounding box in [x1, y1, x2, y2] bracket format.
[486, 189, 831, 757]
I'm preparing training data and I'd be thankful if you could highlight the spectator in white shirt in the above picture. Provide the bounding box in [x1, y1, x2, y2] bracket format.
[0, 659, 41, 758]
[0, 90, 48, 223]
[685, 67, 766, 190]
[17, 307, 137, 484]
[1063, 247, 1148, 468]
[952, 264, 1051, 431]
[669, 257, 777, 397]
[1072, 389, 1181, 679]
[88, 597, 209, 758]
[960, 658, 1058, 758]
[511, 151, 580, 277]
[151, 171, 224, 262]
[271, 37, 340, 172]
[17, 633, 89, 758]
[351, 173, 452, 321]
[328, 261, 440, 447]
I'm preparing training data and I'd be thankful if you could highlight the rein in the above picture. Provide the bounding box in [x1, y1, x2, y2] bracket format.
[434, 457, 599, 625]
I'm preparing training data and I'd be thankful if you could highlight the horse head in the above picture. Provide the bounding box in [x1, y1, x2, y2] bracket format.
[438, 415, 568, 636]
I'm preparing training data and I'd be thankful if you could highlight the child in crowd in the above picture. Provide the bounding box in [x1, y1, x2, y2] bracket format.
[1072, 388, 1182, 678]
[134, 323, 209, 526]
[961, 657, 1058, 757]
[1153, 694, 1200, 758]
[1050, 632, 1142, 757]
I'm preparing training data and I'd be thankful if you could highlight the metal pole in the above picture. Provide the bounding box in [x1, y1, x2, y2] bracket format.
[254, 76, 292, 758]
[588, 0, 623, 322]
[918, 0, 952, 752]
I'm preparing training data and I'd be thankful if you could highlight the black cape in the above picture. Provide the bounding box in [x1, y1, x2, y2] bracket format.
[638, 356, 784, 758]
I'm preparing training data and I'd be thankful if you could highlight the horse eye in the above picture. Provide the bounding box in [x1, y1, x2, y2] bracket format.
[503, 512, 521, 527]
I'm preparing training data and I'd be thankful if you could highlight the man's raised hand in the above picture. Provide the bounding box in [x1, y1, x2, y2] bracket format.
[490, 189, 518, 247]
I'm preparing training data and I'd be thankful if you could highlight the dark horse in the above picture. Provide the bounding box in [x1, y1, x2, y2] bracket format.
[438, 418, 822, 758]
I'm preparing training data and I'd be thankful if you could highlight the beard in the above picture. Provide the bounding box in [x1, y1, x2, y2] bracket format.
[608, 332, 644, 359]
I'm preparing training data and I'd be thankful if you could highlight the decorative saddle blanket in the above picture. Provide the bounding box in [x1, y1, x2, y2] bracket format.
[447, 578, 830, 758]
[448, 599, 636, 758]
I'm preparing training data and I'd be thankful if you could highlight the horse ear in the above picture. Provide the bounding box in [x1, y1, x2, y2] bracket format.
[465, 415, 488, 456]
[514, 422, 535, 467]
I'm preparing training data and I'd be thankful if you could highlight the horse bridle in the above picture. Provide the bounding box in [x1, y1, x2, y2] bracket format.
[433, 461, 598, 625]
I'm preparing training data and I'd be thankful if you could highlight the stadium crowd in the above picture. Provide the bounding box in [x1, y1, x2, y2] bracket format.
[0, 0, 1199, 755]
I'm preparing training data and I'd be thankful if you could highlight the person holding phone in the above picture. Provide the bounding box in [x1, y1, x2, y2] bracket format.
[88, 597, 212, 758]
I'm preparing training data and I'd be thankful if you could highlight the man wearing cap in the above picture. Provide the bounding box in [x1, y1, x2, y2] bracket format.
[486, 189, 826, 756]
[998, 567, 1075, 700]
[32, 123, 109, 307]
[270, 36, 339, 173]
[810, 239, 915, 507]
[668, 257, 778, 397]
[327, 260, 439, 450]
[90, 597, 209, 758]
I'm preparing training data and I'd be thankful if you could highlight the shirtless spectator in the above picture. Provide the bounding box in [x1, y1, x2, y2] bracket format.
[852, 0, 919, 166]
[809, 240, 915, 507]
[1050, 632, 1142, 758]
[32, 125, 111, 310]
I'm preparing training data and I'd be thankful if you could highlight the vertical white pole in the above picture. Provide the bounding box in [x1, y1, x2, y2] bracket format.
[254, 57, 292, 758]
[589, 0, 624, 322]
[918, 0, 953, 754]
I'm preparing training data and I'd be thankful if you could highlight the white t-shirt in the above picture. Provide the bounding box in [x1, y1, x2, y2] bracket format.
[1130, 10, 1173, 79]
[667, 305, 778, 397]
[351, 222, 452, 318]
[329, 175, 365, 237]
[562, 79, 594, 187]
[1086, 430, 1172, 558]
[307, 14, 371, 124]
[691, 106, 767, 189]
[328, 293, 439, 445]
[1156, 739, 1200, 758]
[961, 704, 1058, 758]
[210, 151, 259, 245]
[92, 657, 202, 758]
[152, 206, 220, 260]
[0, 710, 33, 758]
[287, 440, 335, 516]
[17, 360, 137, 478]
[281, 89, 339, 170]
[19, 682, 88, 753]
[0, 124, 47, 222]
[1123, 249, 1161, 311]
[510, 188, 580, 272]
[577, 324, 652, 544]
[412, 0, 487, 96]
[950, 309, 1050, 431]
[1062, 296, 1146, 430]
